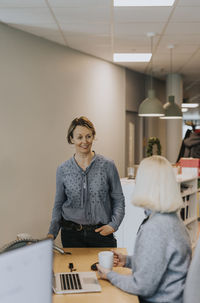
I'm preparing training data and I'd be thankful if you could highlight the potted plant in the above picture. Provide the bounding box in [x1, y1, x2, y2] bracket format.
[146, 137, 162, 157]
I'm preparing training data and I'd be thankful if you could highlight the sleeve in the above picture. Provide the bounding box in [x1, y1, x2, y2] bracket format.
[125, 256, 133, 269]
[107, 161, 125, 231]
[48, 166, 67, 238]
[107, 222, 169, 297]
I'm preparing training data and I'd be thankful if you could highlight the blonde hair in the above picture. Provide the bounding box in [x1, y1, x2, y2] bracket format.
[132, 155, 183, 213]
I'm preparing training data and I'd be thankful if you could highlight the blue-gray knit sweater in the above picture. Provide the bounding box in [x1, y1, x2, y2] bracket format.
[107, 212, 191, 303]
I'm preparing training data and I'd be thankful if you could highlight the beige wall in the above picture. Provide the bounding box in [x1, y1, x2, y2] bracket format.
[125, 69, 146, 112]
[143, 78, 167, 157]
[0, 24, 125, 247]
[125, 69, 146, 166]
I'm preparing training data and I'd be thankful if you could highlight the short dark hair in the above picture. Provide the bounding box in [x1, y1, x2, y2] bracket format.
[67, 116, 96, 144]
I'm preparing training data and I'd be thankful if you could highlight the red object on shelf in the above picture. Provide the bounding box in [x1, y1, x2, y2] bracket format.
[180, 158, 200, 167]
[180, 158, 200, 176]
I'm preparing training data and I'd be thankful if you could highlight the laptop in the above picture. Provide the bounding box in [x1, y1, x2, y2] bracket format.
[53, 271, 101, 294]
[0, 239, 53, 303]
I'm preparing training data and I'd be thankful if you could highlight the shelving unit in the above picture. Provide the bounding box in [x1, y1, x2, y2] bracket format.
[177, 176, 198, 249]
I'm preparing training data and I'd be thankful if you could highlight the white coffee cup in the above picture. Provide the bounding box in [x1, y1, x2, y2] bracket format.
[98, 251, 113, 270]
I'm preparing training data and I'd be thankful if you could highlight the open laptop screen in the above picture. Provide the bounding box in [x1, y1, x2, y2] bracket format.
[0, 239, 53, 303]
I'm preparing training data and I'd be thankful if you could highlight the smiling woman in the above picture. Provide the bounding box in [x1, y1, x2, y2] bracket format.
[67, 118, 96, 168]
[47, 116, 125, 248]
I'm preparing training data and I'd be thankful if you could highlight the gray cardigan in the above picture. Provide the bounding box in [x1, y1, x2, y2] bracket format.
[48, 154, 125, 238]
[107, 212, 191, 303]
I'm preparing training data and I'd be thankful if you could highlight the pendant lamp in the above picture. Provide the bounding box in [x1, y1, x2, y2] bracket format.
[160, 45, 182, 119]
[138, 33, 164, 117]
[161, 95, 182, 119]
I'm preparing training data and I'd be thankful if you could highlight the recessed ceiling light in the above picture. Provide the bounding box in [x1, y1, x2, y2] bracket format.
[181, 103, 199, 108]
[181, 108, 188, 112]
[114, 0, 175, 6]
[113, 53, 151, 62]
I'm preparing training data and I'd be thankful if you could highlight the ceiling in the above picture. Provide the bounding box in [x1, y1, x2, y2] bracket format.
[0, 0, 200, 105]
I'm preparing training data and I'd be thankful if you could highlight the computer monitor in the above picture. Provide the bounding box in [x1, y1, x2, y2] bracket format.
[0, 239, 53, 303]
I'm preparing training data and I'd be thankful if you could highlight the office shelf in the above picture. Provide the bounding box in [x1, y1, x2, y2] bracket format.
[178, 176, 198, 248]
[181, 189, 197, 197]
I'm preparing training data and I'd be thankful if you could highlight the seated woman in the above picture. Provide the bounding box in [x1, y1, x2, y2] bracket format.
[97, 155, 192, 303]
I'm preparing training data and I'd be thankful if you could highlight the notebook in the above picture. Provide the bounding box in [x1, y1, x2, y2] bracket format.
[53, 271, 101, 294]
[0, 239, 53, 303]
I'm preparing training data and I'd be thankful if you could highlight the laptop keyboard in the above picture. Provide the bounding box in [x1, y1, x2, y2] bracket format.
[60, 273, 82, 290]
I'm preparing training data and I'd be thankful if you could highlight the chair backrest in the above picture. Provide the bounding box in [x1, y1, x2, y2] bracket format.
[183, 237, 200, 303]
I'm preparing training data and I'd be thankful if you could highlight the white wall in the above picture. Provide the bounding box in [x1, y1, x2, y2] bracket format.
[0, 24, 125, 247]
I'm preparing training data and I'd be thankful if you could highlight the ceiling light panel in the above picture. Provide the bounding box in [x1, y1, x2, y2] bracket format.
[114, 0, 175, 7]
[113, 53, 152, 62]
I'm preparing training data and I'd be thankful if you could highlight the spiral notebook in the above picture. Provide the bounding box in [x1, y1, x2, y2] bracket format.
[53, 271, 101, 294]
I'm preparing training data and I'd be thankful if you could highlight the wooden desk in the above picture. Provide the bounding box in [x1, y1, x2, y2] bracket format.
[53, 248, 139, 303]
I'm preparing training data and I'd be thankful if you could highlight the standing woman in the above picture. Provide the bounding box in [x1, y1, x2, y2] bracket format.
[48, 116, 125, 247]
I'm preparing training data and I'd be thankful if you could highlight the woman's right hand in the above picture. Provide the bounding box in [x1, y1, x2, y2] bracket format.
[112, 250, 127, 267]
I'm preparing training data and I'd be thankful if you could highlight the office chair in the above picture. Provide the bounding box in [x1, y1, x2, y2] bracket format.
[183, 237, 200, 303]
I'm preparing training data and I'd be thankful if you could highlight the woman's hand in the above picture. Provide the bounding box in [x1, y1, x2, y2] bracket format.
[96, 264, 111, 280]
[95, 225, 114, 236]
[112, 250, 127, 267]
